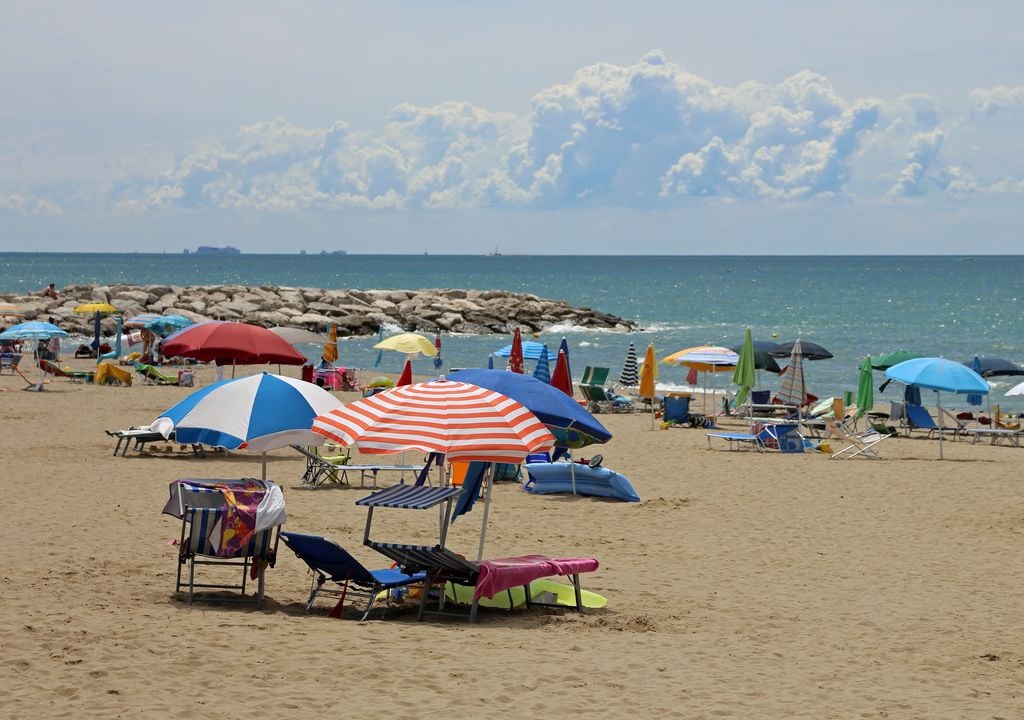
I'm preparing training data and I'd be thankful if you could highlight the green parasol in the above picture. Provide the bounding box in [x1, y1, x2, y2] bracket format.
[856, 355, 874, 418]
[732, 328, 756, 406]
[870, 350, 923, 371]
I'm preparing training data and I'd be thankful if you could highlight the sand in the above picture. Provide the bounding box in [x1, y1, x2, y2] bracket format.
[2, 357, 1023, 719]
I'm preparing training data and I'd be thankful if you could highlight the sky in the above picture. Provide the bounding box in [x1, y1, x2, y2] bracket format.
[2, 0, 1023, 254]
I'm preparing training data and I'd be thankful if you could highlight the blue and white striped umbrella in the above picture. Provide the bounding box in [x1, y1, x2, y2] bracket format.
[494, 340, 556, 361]
[532, 344, 551, 383]
[0, 320, 68, 340]
[153, 372, 343, 476]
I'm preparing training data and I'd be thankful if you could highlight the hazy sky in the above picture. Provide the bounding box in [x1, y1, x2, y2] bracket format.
[2, 1, 1023, 254]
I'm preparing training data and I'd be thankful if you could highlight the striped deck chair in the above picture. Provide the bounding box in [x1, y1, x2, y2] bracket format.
[175, 485, 279, 605]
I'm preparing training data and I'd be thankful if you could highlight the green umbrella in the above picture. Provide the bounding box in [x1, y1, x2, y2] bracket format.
[732, 328, 756, 406]
[870, 350, 923, 371]
[856, 355, 874, 418]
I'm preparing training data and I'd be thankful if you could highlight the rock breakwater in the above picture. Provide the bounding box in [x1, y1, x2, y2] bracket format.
[1, 284, 636, 338]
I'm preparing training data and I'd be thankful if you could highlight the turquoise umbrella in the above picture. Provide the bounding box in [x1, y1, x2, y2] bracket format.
[532, 344, 551, 383]
[732, 328, 756, 406]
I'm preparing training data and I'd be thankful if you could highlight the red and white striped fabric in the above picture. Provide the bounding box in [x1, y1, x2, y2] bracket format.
[311, 378, 556, 463]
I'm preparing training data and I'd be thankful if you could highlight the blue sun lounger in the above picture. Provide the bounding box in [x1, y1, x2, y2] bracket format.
[280, 531, 426, 620]
[705, 431, 764, 451]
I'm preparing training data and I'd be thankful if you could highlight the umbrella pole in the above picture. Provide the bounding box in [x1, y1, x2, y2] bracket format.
[570, 454, 577, 495]
[476, 463, 494, 561]
[937, 392, 944, 460]
[232, 360, 236, 379]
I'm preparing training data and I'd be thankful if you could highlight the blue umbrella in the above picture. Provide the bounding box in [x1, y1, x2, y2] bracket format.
[885, 357, 988, 459]
[446, 369, 611, 448]
[493, 340, 556, 361]
[145, 314, 192, 336]
[373, 326, 384, 368]
[532, 344, 551, 384]
[153, 372, 343, 478]
[487, 355, 494, 370]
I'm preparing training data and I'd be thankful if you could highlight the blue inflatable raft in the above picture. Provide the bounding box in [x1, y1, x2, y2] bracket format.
[524, 462, 640, 503]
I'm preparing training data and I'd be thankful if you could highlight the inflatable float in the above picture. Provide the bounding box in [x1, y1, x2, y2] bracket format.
[524, 462, 640, 502]
[445, 579, 607, 609]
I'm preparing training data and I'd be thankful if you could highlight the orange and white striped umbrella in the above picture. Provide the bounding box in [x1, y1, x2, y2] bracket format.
[311, 378, 556, 463]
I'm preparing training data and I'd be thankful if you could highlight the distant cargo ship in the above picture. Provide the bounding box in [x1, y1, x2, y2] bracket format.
[184, 246, 241, 255]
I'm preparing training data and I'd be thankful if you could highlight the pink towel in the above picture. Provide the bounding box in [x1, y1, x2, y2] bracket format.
[474, 554, 599, 601]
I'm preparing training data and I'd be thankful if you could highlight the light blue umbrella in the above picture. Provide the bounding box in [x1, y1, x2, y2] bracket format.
[99, 315, 123, 363]
[532, 344, 551, 383]
[153, 372, 342, 479]
[145, 314, 192, 336]
[0, 321, 69, 390]
[493, 340, 556, 362]
[885, 357, 988, 459]
[373, 326, 384, 368]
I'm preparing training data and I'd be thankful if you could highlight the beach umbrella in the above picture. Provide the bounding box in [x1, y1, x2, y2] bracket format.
[312, 378, 555, 559]
[732, 329, 756, 407]
[1005, 380, 1024, 397]
[145, 314, 192, 336]
[373, 332, 437, 357]
[447, 369, 611, 448]
[74, 302, 117, 352]
[433, 332, 443, 369]
[559, 337, 573, 398]
[397, 358, 413, 386]
[965, 356, 984, 407]
[662, 345, 737, 415]
[532, 344, 551, 384]
[550, 349, 572, 397]
[322, 322, 338, 365]
[124, 313, 164, 329]
[493, 340, 557, 362]
[770, 340, 833, 360]
[268, 326, 329, 346]
[728, 339, 782, 375]
[0, 320, 69, 390]
[153, 372, 342, 480]
[639, 343, 658, 429]
[870, 350, 923, 371]
[776, 340, 807, 409]
[507, 327, 524, 374]
[161, 321, 306, 367]
[618, 343, 639, 387]
[856, 356, 874, 418]
[885, 357, 989, 459]
[487, 355, 494, 370]
[962, 357, 1024, 378]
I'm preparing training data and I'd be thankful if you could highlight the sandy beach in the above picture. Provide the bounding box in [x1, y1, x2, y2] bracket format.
[2, 358, 1023, 719]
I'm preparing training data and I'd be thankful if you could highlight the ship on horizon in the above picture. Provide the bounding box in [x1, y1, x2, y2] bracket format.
[184, 245, 241, 255]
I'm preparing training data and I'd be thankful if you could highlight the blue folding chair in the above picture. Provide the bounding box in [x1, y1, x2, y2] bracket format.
[280, 531, 426, 620]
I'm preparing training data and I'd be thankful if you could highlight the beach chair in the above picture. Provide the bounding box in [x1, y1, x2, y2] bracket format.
[39, 358, 94, 383]
[706, 431, 764, 451]
[279, 531, 427, 620]
[135, 362, 180, 385]
[291, 444, 351, 487]
[579, 366, 634, 413]
[826, 420, 888, 459]
[0, 352, 19, 374]
[172, 482, 281, 605]
[366, 542, 597, 623]
[904, 405, 963, 439]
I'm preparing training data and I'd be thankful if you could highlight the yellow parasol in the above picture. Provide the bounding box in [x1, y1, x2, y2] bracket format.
[373, 332, 437, 357]
[73, 302, 117, 315]
[639, 343, 658, 429]
[322, 322, 338, 364]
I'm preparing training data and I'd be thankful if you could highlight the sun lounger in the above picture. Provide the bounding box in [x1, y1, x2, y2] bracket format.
[706, 431, 764, 451]
[959, 428, 1021, 447]
[366, 541, 598, 623]
[134, 362, 180, 385]
[279, 531, 427, 620]
[904, 404, 963, 439]
[106, 426, 205, 456]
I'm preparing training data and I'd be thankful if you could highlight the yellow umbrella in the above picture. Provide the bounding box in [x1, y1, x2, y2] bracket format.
[373, 332, 437, 357]
[322, 322, 338, 364]
[639, 343, 658, 430]
[73, 302, 117, 315]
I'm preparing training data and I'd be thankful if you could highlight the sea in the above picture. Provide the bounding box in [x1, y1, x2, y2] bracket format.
[3, 253, 1023, 412]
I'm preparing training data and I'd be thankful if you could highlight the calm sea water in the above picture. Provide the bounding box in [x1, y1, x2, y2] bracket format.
[3, 252, 1022, 411]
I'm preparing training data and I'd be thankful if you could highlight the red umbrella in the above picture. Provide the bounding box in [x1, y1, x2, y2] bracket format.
[397, 358, 413, 386]
[550, 349, 572, 397]
[161, 321, 306, 365]
[508, 327, 524, 374]
[311, 378, 555, 464]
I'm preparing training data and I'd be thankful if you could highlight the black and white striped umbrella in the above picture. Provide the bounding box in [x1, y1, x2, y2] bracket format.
[619, 342, 639, 386]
